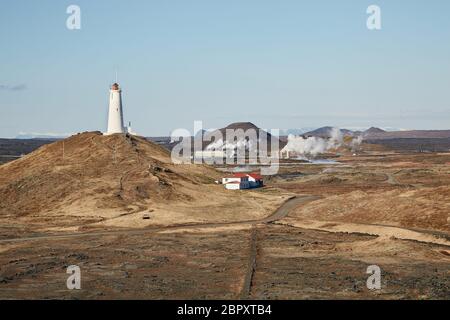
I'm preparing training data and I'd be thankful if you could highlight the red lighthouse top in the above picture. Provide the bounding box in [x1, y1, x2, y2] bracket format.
[111, 83, 120, 90]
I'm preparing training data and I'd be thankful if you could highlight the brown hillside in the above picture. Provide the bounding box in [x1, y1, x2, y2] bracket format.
[0, 132, 221, 217]
[0, 132, 287, 233]
[290, 187, 450, 232]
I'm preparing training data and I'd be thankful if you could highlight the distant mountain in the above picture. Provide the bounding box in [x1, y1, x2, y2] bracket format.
[203, 122, 281, 150]
[285, 126, 450, 140]
[221, 122, 262, 132]
[148, 122, 283, 152]
[364, 130, 450, 140]
[302, 127, 354, 138]
[149, 125, 450, 153]
[364, 127, 386, 135]
[205, 122, 270, 139]
[279, 128, 316, 136]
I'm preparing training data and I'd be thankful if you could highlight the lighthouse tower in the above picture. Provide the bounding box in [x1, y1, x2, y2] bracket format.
[106, 83, 124, 135]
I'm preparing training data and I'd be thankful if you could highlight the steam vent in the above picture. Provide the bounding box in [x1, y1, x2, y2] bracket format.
[106, 83, 124, 135]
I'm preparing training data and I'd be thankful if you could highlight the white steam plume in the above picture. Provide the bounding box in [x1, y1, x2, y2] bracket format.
[281, 127, 361, 156]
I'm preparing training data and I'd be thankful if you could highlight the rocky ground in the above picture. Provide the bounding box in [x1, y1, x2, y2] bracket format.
[0, 141, 449, 299]
[0, 222, 447, 299]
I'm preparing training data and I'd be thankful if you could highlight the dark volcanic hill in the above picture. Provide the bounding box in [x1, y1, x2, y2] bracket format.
[202, 122, 282, 151]
[206, 122, 271, 138]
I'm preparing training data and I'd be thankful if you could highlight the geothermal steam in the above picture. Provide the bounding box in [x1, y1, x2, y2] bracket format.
[205, 138, 254, 152]
[281, 128, 361, 156]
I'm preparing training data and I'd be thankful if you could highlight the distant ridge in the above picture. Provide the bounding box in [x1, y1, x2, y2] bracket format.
[364, 127, 386, 135]
[364, 130, 450, 140]
[294, 126, 450, 140]
[302, 127, 354, 138]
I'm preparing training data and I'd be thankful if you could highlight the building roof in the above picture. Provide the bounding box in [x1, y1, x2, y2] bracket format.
[224, 172, 263, 180]
[232, 173, 249, 178]
[247, 173, 262, 180]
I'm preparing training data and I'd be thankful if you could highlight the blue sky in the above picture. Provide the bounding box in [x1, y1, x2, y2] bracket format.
[1, 0, 449, 137]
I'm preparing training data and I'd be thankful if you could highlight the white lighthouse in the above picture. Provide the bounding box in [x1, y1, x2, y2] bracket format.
[106, 83, 124, 135]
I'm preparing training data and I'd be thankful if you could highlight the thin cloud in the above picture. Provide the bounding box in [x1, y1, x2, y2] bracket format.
[0, 84, 27, 91]
[15, 132, 73, 139]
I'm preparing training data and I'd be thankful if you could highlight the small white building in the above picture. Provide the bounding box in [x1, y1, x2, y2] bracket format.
[222, 173, 263, 190]
[224, 181, 250, 190]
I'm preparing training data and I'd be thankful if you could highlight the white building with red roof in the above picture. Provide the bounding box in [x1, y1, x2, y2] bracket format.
[222, 173, 263, 190]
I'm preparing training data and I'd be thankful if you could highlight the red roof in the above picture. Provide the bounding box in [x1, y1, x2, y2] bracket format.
[226, 172, 263, 180]
[232, 173, 249, 178]
[247, 173, 262, 180]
